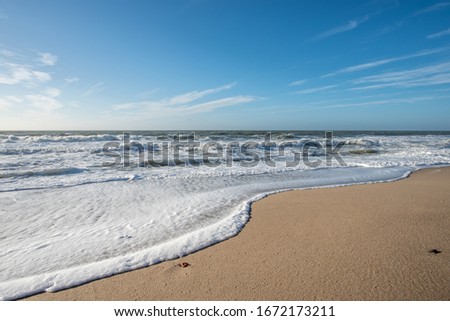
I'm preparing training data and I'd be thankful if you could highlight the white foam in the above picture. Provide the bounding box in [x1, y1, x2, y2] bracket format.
[0, 166, 412, 300]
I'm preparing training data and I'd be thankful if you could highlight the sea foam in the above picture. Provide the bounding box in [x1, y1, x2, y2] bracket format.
[0, 166, 412, 300]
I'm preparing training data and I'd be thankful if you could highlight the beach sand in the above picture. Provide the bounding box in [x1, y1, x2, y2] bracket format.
[26, 167, 450, 300]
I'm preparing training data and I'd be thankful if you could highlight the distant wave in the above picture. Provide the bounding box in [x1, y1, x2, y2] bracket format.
[347, 149, 379, 155]
[0, 134, 122, 144]
[28, 134, 122, 143]
[338, 138, 381, 147]
[0, 167, 85, 179]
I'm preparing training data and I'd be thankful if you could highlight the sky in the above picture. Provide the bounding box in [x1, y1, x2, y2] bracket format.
[0, 0, 450, 130]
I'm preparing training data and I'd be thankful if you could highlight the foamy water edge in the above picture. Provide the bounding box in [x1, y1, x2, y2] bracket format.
[0, 166, 422, 301]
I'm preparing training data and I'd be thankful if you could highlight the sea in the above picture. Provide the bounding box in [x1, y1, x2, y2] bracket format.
[1, 130, 450, 300]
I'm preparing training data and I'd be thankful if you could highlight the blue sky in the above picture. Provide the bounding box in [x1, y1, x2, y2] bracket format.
[0, 0, 449, 130]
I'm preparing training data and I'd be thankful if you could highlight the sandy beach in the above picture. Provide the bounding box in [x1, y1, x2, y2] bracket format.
[26, 167, 450, 301]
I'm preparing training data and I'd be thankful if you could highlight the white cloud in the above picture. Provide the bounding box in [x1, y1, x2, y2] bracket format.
[39, 52, 58, 66]
[352, 73, 450, 90]
[351, 61, 450, 90]
[288, 79, 307, 87]
[0, 49, 56, 87]
[294, 85, 336, 94]
[168, 82, 236, 105]
[414, 2, 450, 16]
[32, 70, 52, 82]
[179, 96, 258, 113]
[45, 87, 61, 98]
[0, 49, 15, 57]
[298, 96, 443, 111]
[114, 83, 237, 111]
[315, 16, 368, 39]
[0, 96, 22, 110]
[25, 94, 62, 112]
[427, 28, 450, 39]
[134, 88, 160, 98]
[113, 83, 257, 115]
[65, 77, 80, 83]
[83, 82, 105, 97]
[0, 63, 52, 86]
[22, 88, 63, 112]
[377, 21, 405, 36]
[320, 73, 336, 78]
[354, 61, 450, 83]
[335, 48, 443, 74]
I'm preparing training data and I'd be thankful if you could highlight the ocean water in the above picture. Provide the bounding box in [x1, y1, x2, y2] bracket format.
[0, 131, 449, 300]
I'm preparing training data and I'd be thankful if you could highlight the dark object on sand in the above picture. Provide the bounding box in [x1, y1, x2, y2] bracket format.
[429, 249, 442, 254]
[178, 262, 190, 268]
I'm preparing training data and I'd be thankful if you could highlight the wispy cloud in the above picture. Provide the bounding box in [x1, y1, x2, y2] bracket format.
[0, 49, 15, 57]
[39, 52, 58, 66]
[427, 28, 450, 39]
[114, 83, 236, 110]
[288, 79, 307, 87]
[377, 20, 405, 36]
[294, 85, 337, 94]
[0, 48, 63, 114]
[167, 82, 236, 105]
[354, 61, 450, 83]
[135, 88, 160, 98]
[0, 96, 22, 110]
[298, 96, 443, 111]
[332, 48, 443, 74]
[0, 62, 52, 86]
[0, 50, 57, 87]
[352, 74, 450, 90]
[315, 15, 369, 39]
[65, 77, 80, 83]
[83, 82, 105, 97]
[176, 96, 256, 113]
[45, 87, 62, 98]
[25, 95, 62, 112]
[25, 88, 62, 112]
[413, 2, 450, 16]
[351, 61, 450, 90]
[113, 83, 258, 115]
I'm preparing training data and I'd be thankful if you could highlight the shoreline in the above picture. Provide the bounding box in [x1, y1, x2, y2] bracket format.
[25, 167, 450, 300]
